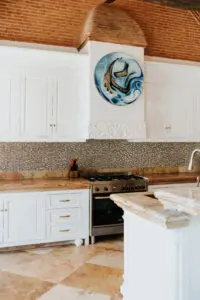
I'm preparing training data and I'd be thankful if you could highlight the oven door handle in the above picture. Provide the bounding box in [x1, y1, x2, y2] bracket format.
[93, 196, 111, 200]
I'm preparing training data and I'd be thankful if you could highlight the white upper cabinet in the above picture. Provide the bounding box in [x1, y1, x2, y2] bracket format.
[21, 69, 52, 141]
[0, 69, 21, 141]
[1, 45, 200, 142]
[52, 63, 89, 141]
[20, 56, 88, 142]
[146, 61, 200, 142]
[0, 46, 88, 142]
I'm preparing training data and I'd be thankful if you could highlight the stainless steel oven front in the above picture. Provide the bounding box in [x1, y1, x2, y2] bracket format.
[90, 191, 124, 244]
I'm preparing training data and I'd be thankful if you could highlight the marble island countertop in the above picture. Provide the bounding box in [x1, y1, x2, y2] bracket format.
[0, 178, 90, 193]
[155, 187, 200, 215]
[110, 190, 198, 229]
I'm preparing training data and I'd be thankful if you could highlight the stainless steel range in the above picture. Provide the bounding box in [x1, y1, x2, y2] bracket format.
[85, 173, 148, 244]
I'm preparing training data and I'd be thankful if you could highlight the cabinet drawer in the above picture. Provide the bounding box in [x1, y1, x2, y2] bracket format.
[48, 208, 81, 225]
[47, 193, 82, 209]
[47, 222, 80, 241]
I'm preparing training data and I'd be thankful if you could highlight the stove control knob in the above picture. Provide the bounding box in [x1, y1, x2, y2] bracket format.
[95, 187, 99, 192]
[104, 187, 108, 191]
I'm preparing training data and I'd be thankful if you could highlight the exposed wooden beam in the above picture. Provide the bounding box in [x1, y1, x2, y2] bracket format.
[138, 0, 200, 10]
[190, 9, 200, 24]
[104, 0, 117, 3]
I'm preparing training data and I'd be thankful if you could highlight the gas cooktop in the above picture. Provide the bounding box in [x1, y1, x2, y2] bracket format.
[86, 173, 144, 182]
[84, 173, 148, 194]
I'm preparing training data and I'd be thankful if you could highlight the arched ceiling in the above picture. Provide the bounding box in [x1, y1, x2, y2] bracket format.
[0, 0, 199, 61]
[79, 3, 147, 49]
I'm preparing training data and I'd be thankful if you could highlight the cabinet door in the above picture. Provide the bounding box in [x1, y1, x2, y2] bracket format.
[0, 70, 20, 141]
[0, 199, 3, 244]
[3, 193, 45, 245]
[146, 82, 200, 142]
[52, 62, 88, 141]
[146, 82, 169, 141]
[21, 70, 52, 141]
[146, 61, 200, 142]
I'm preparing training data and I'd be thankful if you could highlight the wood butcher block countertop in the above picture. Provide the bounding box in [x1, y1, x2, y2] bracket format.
[110, 192, 191, 229]
[0, 170, 198, 193]
[147, 172, 198, 185]
[0, 178, 90, 193]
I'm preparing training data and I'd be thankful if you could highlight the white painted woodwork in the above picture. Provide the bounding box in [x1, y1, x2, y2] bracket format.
[52, 62, 89, 141]
[46, 189, 89, 244]
[0, 70, 21, 141]
[146, 61, 200, 142]
[123, 209, 200, 300]
[48, 208, 81, 224]
[0, 40, 78, 54]
[46, 213, 81, 241]
[46, 192, 81, 209]
[0, 199, 3, 244]
[0, 46, 88, 142]
[81, 41, 146, 140]
[3, 193, 45, 245]
[21, 69, 52, 141]
[0, 189, 89, 248]
[0, 45, 200, 141]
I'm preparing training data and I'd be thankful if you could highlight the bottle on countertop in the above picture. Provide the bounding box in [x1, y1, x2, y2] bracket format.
[68, 159, 79, 178]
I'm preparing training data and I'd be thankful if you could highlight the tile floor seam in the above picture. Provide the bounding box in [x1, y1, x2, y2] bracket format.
[0, 236, 123, 299]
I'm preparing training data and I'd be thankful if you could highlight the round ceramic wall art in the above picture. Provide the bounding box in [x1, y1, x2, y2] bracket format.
[94, 52, 144, 106]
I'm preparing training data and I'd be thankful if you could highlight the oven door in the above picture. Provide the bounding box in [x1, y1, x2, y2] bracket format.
[92, 194, 123, 227]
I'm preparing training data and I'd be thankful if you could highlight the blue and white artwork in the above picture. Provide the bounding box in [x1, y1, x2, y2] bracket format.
[94, 52, 144, 106]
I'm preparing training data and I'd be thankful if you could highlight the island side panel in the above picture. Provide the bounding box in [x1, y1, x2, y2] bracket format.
[178, 215, 200, 300]
[123, 210, 179, 300]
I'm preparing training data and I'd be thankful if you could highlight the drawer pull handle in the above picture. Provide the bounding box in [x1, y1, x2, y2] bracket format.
[59, 200, 70, 203]
[59, 229, 70, 232]
[60, 215, 70, 218]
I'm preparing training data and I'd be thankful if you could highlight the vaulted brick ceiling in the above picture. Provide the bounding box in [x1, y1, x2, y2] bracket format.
[0, 0, 199, 62]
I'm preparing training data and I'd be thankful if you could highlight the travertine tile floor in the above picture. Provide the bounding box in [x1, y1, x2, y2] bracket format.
[0, 236, 123, 299]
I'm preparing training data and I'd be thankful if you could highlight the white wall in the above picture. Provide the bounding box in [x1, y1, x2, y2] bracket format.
[82, 41, 146, 140]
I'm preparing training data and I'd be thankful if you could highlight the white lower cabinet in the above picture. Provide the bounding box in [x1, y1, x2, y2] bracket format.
[0, 189, 89, 248]
[46, 190, 89, 245]
[1, 193, 45, 247]
[46, 209, 81, 241]
[0, 199, 3, 244]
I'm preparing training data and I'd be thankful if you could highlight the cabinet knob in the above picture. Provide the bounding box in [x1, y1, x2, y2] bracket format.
[50, 124, 52, 127]
[4, 209, 8, 212]
[53, 124, 56, 127]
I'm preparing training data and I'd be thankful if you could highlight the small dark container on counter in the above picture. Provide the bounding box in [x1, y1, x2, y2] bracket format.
[68, 159, 79, 178]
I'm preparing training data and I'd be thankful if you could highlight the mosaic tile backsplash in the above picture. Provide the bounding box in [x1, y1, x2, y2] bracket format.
[1, 141, 200, 171]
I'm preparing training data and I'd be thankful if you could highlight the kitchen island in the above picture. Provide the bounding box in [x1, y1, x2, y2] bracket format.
[111, 187, 200, 300]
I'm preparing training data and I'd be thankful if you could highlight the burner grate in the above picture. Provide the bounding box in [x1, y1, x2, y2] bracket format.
[85, 173, 143, 182]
